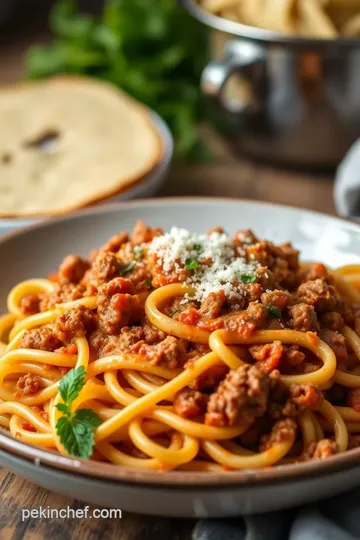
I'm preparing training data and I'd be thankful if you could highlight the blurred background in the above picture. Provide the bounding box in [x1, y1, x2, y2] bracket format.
[3, 0, 358, 216]
[0, 0, 209, 161]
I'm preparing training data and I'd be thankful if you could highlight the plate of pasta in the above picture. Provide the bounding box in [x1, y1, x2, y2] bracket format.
[2, 198, 360, 517]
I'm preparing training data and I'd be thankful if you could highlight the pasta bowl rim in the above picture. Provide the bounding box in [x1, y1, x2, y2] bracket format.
[1, 196, 360, 487]
[0, 426, 360, 487]
[180, 0, 360, 48]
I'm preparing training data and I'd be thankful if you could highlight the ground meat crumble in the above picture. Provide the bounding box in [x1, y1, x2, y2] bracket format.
[299, 439, 338, 461]
[173, 388, 209, 419]
[54, 306, 96, 342]
[205, 365, 270, 427]
[281, 384, 323, 417]
[259, 418, 297, 452]
[21, 327, 61, 352]
[16, 373, 44, 395]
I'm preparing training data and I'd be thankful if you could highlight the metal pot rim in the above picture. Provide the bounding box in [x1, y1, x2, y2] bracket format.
[179, 0, 360, 48]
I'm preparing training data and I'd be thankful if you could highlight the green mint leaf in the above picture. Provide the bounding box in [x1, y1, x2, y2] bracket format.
[58, 366, 86, 406]
[185, 258, 199, 270]
[56, 408, 101, 459]
[119, 261, 136, 275]
[267, 306, 282, 319]
[240, 273, 257, 284]
[73, 408, 102, 428]
[144, 279, 152, 288]
[56, 416, 76, 453]
[56, 403, 70, 415]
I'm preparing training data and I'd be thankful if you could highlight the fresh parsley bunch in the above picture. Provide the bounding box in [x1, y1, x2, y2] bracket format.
[26, 0, 210, 161]
[56, 365, 101, 458]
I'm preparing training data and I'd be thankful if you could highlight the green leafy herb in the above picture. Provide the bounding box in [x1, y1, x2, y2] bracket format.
[240, 273, 257, 284]
[144, 279, 152, 288]
[119, 261, 136, 275]
[169, 309, 178, 318]
[55, 366, 101, 458]
[193, 244, 202, 252]
[26, 0, 210, 161]
[58, 366, 85, 404]
[267, 306, 282, 319]
[185, 258, 199, 270]
[132, 246, 144, 260]
[249, 261, 258, 267]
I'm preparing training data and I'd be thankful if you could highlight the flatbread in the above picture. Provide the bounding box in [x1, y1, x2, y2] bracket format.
[0, 76, 163, 217]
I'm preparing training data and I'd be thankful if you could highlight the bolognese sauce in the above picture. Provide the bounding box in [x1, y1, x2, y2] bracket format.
[0, 221, 360, 470]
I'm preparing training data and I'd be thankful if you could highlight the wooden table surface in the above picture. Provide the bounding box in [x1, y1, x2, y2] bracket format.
[0, 6, 336, 540]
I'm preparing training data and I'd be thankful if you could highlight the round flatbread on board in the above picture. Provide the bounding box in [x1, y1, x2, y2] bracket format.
[0, 76, 163, 217]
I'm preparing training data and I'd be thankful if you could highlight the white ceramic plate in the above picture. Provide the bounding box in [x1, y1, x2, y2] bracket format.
[1, 198, 360, 518]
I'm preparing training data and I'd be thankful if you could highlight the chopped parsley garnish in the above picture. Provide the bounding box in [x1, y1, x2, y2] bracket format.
[132, 246, 144, 260]
[240, 273, 257, 284]
[185, 258, 199, 270]
[119, 261, 136, 275]
[267, 306, 282, 319]
[193, 244, 202, 252]
[169, 309, 178, 318]
[144, 279, 152, 288]
[55, 366, 101, 459]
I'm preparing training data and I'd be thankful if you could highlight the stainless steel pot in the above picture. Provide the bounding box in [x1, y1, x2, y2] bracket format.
[180, 0, 360, 169]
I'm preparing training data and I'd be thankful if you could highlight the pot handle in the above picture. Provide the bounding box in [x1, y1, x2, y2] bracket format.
[201, 40, 264, 113]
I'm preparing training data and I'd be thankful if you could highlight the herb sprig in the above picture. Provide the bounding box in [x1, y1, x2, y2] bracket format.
[26, 0, 210, 162]
[56, 366, 101, 459]
[240, 273, 257, 284]
[119, 261, 136, 275]
[185, 258, 199, 270]
[267, 306, 282, 319]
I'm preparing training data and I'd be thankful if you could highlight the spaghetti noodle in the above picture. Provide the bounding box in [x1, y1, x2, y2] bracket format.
[1, 221, 360, 471]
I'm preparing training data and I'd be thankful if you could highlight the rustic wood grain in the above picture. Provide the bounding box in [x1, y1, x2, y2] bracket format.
[0, 468, 194, 540]
[163, 157, 335, 215]
[0, 4, 336, 540]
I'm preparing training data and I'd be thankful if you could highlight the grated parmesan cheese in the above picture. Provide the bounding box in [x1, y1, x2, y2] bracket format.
[149, 227, 258, 303]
